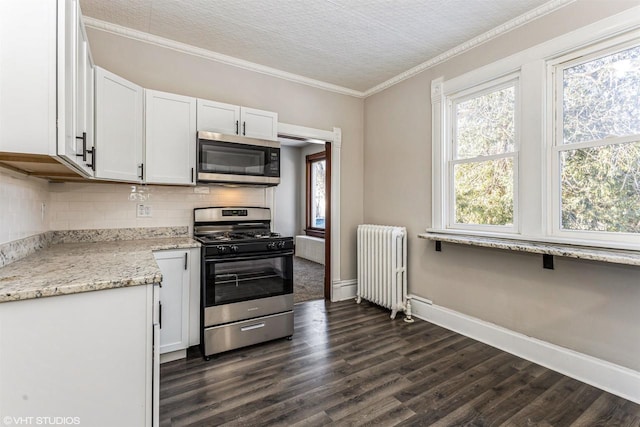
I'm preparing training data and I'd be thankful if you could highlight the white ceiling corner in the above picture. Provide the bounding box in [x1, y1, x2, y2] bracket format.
[80, 0, 576, 98]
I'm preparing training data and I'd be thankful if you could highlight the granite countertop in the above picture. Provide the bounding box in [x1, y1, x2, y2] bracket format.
[0, 237, 200, 303]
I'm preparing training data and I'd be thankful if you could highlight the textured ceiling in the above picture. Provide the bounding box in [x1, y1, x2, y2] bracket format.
[79, 0, 562, 93]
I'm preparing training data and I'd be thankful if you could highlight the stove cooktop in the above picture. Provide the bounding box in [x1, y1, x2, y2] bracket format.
[195, 231, 284, 244]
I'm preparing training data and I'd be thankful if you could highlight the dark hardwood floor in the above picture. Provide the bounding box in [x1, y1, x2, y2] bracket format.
[160, 300, 640, 426]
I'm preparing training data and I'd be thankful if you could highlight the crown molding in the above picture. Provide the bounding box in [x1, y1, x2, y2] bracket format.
[363, 0, 576, 97]
[83, 17, 366, 98]
[84, 0, 574, 100]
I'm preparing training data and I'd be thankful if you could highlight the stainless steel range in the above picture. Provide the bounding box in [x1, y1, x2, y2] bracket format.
[194, 207, 294, 359]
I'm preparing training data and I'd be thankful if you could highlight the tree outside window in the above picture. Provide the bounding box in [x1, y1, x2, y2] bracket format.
[557, 43, 640, 234]
[450, 78, 519, 232]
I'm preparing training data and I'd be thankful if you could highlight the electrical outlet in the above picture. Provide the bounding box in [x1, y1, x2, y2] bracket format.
[137, 204, 152, 218]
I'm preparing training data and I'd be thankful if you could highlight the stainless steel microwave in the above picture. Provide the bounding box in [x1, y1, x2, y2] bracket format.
[197, 131, 280, 186]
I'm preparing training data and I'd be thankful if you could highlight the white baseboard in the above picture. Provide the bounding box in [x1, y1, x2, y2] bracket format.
[160, 349, 186, 364]
[332, 279, 357, 301]
[408, 295, 640, 404]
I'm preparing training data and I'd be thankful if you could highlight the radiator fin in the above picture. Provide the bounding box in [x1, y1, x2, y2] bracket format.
[356, 224, 407, 319]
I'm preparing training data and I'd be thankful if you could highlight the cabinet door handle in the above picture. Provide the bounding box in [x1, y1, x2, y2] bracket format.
[191, 167, 194, 183]
[184, 252, 188, 270]
[86, 147, 95, 171]
[138, 163, 144, 180]
[159, 302, 162, 329]
[235, 120, 239, 135]
[242, 121, 246, 136]
[75, 132, 87, 161]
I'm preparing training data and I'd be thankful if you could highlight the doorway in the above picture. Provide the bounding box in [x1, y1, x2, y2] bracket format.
[275, 124, 338, 302]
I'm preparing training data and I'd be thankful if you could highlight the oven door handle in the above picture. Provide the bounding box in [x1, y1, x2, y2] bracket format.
[216, 273, 239, 287]
[205, 251, 294, 263]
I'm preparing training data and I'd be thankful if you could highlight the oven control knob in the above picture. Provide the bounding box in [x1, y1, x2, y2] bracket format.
[267, 242, 276, 250]
[277, 241, 286, 249]
[216, 245, 229, 254]
[230, 245, 239, 253]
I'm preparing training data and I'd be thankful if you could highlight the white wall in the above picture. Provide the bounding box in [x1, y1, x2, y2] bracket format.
[0, 167, 49, 244]
[49, 182, 266, 233]
[363, 0, 640, 371]
[273, 143, 326, 238]
[272, 146, 299, 237]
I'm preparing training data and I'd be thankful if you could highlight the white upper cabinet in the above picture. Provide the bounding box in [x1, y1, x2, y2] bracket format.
[0, 0, 93, 177]
[57, 0, 94, 177]
[94, 67, 144, 182]
[196, 99, 240, 136]
[197, 99, 278, 141]
[0, 1, 57, 155]
[240, 107, 278, 141]
[145, 90, 197, 185]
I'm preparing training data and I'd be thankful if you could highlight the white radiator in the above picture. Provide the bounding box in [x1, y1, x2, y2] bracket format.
[357, 224, 408, 319]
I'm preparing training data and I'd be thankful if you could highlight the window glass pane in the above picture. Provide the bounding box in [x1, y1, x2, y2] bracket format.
[311, 160, 326, 229]
[454, 158, 514, 226]
[563, 44, 640, 144]
[561, 141, 640, 233]
[455, 86, 515, 159]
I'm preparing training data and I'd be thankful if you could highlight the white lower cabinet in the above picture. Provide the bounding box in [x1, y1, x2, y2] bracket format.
[0, 285, 158, 427]
[154, 248, 200, 360]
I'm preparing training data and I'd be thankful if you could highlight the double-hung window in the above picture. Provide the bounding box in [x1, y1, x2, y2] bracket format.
[550, 41, 640, 245]
[448, 76, 519, 233]
[432, 10, 640, 250]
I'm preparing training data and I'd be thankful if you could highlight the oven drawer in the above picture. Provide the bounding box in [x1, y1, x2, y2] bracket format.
[204, 311, 293, 356]
[204, 294, 293, 327]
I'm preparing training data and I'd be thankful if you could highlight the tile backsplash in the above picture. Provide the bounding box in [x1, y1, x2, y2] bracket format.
[48, 182, 269, 233]
[0, 165, 271, 245]
[0, 168, 49, 245]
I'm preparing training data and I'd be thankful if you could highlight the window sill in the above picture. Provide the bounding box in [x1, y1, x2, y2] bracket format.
[418, 231, 640, 268]
[304, 229, 325, 239]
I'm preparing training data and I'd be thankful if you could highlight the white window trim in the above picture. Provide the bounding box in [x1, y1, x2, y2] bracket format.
[445, 75, 520, 234]
[431, 6, 640, 251]
[546, 37, 640, 247]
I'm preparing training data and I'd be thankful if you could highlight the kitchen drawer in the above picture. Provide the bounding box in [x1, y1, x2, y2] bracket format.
[204, 293, 293, 326]
[203, 311, 293, 355]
